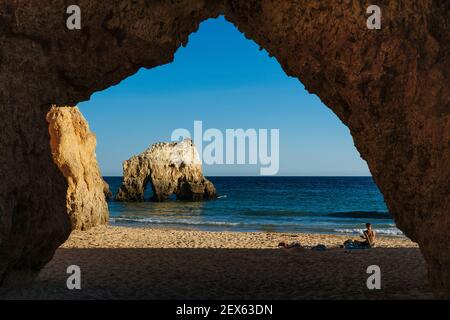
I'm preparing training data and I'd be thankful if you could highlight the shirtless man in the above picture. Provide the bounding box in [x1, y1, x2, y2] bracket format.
[361, 223, 376, 247]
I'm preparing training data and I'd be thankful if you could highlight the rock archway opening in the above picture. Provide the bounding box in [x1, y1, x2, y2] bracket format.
[0, 1, 448, 298]
[46, 16, 397, 242]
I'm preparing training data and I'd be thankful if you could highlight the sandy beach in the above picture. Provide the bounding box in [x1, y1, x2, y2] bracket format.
[0, 226, 431, 299]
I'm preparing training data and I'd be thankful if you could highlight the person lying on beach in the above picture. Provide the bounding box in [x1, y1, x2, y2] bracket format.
[278, 241, 302, 249]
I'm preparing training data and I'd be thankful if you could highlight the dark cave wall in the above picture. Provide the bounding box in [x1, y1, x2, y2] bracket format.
[0, 0, 448, 297]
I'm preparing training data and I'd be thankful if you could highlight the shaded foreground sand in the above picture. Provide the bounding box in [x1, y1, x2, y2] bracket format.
[0, 226, 431, 299]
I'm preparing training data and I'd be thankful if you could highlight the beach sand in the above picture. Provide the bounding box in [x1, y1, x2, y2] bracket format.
[0, 226, 432, 299]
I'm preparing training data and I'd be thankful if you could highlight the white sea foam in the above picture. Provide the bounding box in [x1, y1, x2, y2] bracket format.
[333, 228, 404, 236]
[112, 217, 240, 227]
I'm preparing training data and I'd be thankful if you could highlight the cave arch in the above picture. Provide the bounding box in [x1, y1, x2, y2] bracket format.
[114, 139, 217, 202]
[0, 1, 448, 297]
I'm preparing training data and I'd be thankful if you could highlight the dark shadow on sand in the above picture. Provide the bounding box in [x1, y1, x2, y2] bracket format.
[0, 247, 431, 300]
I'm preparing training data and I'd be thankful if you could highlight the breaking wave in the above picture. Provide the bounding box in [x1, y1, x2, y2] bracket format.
[111, 217, 240, 227]
[333, 228, 403, 236]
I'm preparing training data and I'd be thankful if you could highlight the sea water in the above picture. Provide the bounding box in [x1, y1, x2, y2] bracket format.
[105, 176, 402, 236]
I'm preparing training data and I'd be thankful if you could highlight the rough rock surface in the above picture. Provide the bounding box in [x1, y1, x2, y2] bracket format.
[116, 139, 217, 202]
[47, 106, 109, 230]
[103, 181, 113, 201]
[0, 1, 448, 296]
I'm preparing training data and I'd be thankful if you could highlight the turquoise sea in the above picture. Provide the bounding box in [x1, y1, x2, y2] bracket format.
[104, 176, 401, 236]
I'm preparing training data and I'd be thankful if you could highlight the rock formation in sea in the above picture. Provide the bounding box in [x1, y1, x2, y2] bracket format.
[116, 139, 217, 202]
[103, 181, 113, 200]
[0, 1, 448, 297]
[47, 106, 109, 230]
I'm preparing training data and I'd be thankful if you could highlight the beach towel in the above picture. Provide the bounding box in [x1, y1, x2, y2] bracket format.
[343, 239, 370, 250]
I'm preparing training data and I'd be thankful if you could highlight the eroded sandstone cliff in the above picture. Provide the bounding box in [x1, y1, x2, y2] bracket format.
[47, 106, 109, 230]
[0, 0, 448, 297]
[116, 139, 217, 202]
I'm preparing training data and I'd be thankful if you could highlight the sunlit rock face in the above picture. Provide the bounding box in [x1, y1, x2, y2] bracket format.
[0, 1, 448, 297]
[47, 106, 109, 230]
[116, 139, 217, 202]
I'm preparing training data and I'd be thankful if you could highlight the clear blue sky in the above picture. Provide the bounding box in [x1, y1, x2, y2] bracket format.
[79, 16, 370, 177]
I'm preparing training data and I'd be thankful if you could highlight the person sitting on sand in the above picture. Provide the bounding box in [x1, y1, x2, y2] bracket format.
[355, 223, 376, 248]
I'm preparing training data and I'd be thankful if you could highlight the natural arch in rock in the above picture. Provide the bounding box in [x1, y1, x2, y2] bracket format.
[115, 139, 217, 202]
[0, 1, 448, 297]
